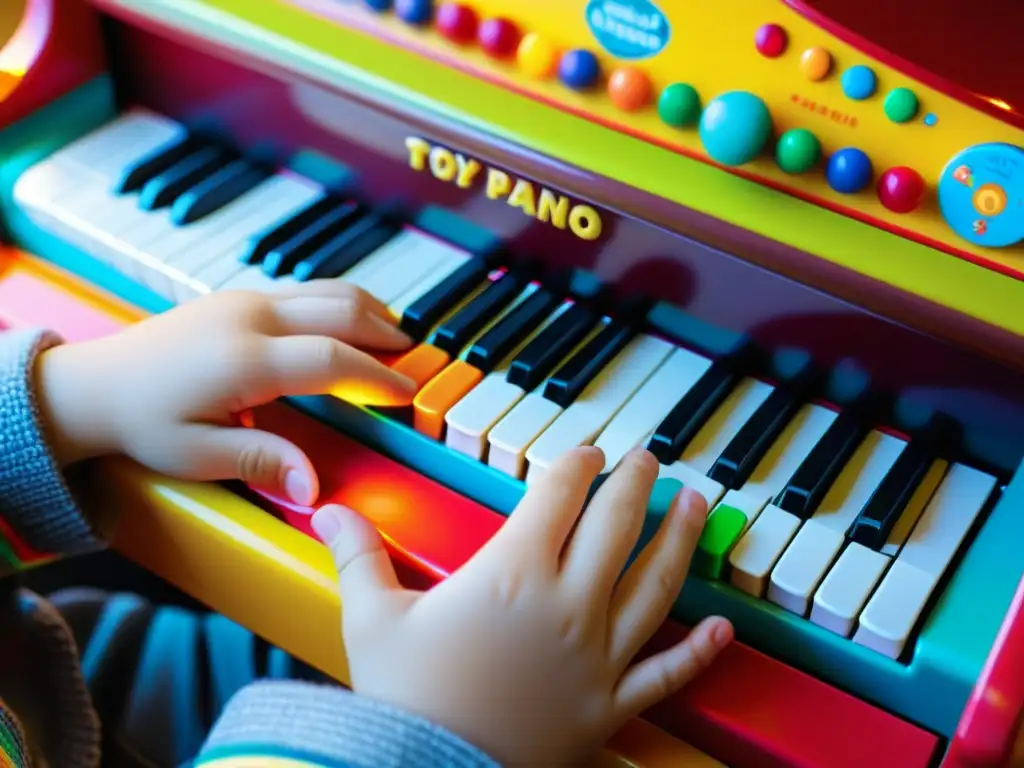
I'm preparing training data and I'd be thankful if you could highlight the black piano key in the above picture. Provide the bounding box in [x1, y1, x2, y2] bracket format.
[241, 195, 339, 265]
[137, 146, 237, 211]
[464, 288, 560, 374]
[846, 439, 935, 550]
[292, 213, 399, 281]
[114, 134, 207, 194]
[647, 357, 744, 465]
[506, 303, 596, 392]
[170, 159, 269, 226]
[708, 363, 815, 489]
[775, 407, 870, 520]
[543, 321, 634, 408]
[400, 257, 492, 342]
[261, 201, 364, 278]
[432, 271, 529, 356]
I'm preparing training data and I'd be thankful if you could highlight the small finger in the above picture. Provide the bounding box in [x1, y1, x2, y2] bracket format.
[486, 446, 605, 570]
[167, 424, 318, 506]
[311, 503, 403, 618]
[560, 447, 658, 600]
[607, 488, 708, 664]
[272, 296, 411, 351]
[273, 280, 395, 323]
[613, 616, 732, 717]
[262, 335, 416, 406]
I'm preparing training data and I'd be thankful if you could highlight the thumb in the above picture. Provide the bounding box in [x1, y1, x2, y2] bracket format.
[171, 424, 319, 506]
[311, 504, 402, 614]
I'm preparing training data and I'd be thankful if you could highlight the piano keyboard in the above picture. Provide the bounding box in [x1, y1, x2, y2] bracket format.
[0, 245, 938, 768]
[6, 107, 1009, 752]
[13, 107, 1000, 661]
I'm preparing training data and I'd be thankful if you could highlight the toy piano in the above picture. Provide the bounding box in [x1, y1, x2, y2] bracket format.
[0, 0, 1022, 765]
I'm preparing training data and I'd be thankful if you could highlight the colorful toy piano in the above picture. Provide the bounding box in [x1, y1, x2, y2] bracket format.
[1, 0, 1022, 765]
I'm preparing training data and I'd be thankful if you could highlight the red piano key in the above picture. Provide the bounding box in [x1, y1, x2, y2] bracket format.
[248, 403, 939, 768]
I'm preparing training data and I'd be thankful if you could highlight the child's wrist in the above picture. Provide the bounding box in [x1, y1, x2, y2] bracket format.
[35, 343, 120, 467]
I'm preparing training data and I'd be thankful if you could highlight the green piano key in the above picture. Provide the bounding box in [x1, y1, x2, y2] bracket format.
[692, 504, 748, 580]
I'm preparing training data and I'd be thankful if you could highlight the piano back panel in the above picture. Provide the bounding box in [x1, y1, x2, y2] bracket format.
[102, 18, 1024, 478]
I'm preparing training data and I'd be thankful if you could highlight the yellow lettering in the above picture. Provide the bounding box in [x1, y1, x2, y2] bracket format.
[429, 147, 458, 182]
[405, 136, 430, 171]
[454, 155, 482, 188]
[537, 189, 570, 229]
[486, 169, 512, 199]
[507, 180, 537, 217]
[569, 205, 602, 241]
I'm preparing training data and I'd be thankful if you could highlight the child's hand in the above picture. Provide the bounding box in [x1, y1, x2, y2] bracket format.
[313, 446, 733, 767]
[37, 282, 415, 504]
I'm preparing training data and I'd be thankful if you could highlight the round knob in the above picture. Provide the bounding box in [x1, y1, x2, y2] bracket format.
[827, 148, 873, 194]
[699, 91, 772, 166]
[938, 143, 1024, 247]
[878, 167, 925, 213]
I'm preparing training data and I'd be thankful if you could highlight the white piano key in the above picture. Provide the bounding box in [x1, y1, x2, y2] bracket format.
[181, 258, 246, 301]
[388, 251, 472, 316]
[219, 266, 295, 294]
[880, 459, 950, 557]
[728, 504, 802, 597]
[678, 377, 774, 473]
[853, 463, 997, 658]
[712, 488, 771, 536]
[54, 110, 183, 179]
[524, 334, 675, 484]
[445, 301, 571, 460]
[658, 459, 726, 510]
[810, 459, 948, 635]
[13, 162, 103, 245]
[343, 231, 466, 305]
[768, 431, 906, 615]
[153, 176, 323, 265]
[445, 373, 526, 460]
[337, 230, 424, 291]
[594, 347, 712, 472]
[488, 392, 563, 478]
[740, 403, 838, 507]
[809, 543, 890, 636]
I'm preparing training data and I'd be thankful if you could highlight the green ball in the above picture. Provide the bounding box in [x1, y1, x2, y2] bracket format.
[884, 87, 919, 123]
[658, 83, 702, 127]
[775, 128, 821, 174]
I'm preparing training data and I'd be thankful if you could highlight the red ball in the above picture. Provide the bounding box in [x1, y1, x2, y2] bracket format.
[436, 3, 478, 44]
[877, 166, 925, 213]
[478, 17, 521, 58]
[755, 23, 788, 57]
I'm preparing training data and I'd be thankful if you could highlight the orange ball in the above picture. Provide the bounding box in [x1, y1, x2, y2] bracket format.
[607, 67, 652, 111]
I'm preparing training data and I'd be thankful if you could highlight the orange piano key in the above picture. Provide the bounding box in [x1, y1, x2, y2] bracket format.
[390, 343, 450, 389]
[412, 359, 484, 439]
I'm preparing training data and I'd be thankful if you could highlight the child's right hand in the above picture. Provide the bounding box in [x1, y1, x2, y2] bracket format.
[312, 446, 733, 767]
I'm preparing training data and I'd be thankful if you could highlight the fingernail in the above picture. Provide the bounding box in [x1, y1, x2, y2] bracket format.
[394, 372, 417, 393]
[712, 619, 733, 647]
[369, 312, 411, 343]
[310, 505, 343, 543]
[285, 470, 313, 506]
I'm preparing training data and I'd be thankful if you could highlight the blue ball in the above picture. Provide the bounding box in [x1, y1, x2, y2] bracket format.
[559, 50, 601, 90]
[841, 65, 877, 100]
[394, 0, 432, 24]
[827, 148, 873, 193]
[698, 91, 772, 166]
[363, 0, 392, 10]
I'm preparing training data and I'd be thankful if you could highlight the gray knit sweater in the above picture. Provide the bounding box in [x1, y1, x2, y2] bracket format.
[0, 327, 498, 767]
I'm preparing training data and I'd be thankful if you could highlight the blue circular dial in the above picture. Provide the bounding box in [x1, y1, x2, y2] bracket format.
[938, 143, 1024, 248]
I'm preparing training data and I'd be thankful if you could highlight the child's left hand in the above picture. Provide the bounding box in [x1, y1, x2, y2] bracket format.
[36, 282, 416, 504]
